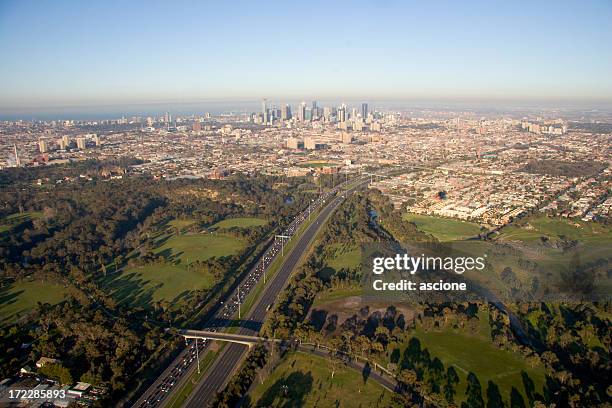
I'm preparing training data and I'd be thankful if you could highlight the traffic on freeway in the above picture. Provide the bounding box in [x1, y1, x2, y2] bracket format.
[132, 179, 356, 408]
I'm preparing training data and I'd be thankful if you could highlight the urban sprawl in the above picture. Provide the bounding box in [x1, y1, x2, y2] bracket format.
[2, 100, 611, 233]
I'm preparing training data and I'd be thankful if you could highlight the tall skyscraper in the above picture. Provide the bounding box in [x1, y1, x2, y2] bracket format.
[298, 102, 306, 122]
[281, 104, 292, 120]
[305, 107, 312, 121]
[323, 107, 332, 122]
[76, 137, 86, 149]
[38, 139, 48, 153]
[361, 103, 368, 119]
[337, 104, 347, 122]
[262, 98, 268, 123]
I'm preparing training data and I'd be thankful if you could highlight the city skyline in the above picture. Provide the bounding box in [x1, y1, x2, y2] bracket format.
[1, 0, 611, 114]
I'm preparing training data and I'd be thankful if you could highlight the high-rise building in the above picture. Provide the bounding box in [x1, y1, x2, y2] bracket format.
[298, 102, 306, 122]
[261, 98, 268, 123]
[361, 103, 368, 119]
[93, 135, 101, 146]
[305, 107, 312, 121]
[304, 136, 316, 150]
[323, 107, 332, 122]
[38, 139, 48, 153]
[192, 121, 202, 132]
[341, 132, 352, 144]
[337, 104, 347, 122]
[76, 137, 86, 149]
[59, 135, 70, 150]
[281, 104, 292, 120]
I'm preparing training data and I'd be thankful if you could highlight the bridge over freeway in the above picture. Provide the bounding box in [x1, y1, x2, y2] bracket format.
[179, 329, 287, 348]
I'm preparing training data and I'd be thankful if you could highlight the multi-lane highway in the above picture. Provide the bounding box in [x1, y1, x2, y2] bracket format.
[183, 182, 362, 407]
[131, 178, 363, 408]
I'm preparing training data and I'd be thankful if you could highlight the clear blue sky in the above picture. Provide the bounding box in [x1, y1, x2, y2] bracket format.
[0, 0, 611, 111]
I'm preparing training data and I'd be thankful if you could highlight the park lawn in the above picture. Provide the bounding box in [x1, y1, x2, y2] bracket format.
[211, 217, 268, 229]
[497, 215, 612, 243]
[102, 263, 215, 308]
[154, 233, 244, 265]
[167, 218, 196, 230]
[249, 351, 396, 408]
[103, 229, 246, 308]
[0, 279, 67, 326]
[403, 213, 482, 242]
[402, 325, 545, 405]
[414, 328, 545, 404]
[0, 211, 43, 233]
[326, 243, 361, 270]
[313, 286, 363, 307]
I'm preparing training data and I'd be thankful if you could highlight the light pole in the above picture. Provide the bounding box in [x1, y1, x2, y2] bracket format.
[276, 235, 290, 256]
[308, 199, 314, 220]
[195, 337, 200, 374]
[237, 283, 241, 319]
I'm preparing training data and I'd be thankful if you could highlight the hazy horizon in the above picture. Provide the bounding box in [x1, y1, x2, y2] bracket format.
[1, 0, 611, 116]
[2, 97, 612, 121]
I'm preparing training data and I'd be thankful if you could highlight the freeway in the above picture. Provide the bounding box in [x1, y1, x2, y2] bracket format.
[182, 182, 365, 408]
[131, 178, 362, 408]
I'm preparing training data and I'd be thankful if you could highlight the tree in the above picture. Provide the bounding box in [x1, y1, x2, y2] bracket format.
[486, 380, 504, 408]
[464, 372, 484, 408]
[444, 366, 459, 403]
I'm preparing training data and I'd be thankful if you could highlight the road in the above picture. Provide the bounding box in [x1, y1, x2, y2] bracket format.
[183, 183, 364, 408]
[131, 179, 363, 408]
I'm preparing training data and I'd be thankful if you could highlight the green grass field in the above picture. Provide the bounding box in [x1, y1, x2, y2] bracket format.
[211, 217, 267, 229]
[0, 279, 67, 326]
[389, 310, 545, 405]
[409, 327, 545, 405]
[403, 213, 482, 242]
[0, 211, 42, 233]
[326, 243, 361, 270]
[167, 218, 196, 230]
[101, 219, 247, 309]
[249, 351, 395, 407]
[313, 286, 363, 306]
[154, 233, 244, 265]
[496, 215, 612, 243]
[102, 263, 215, 308]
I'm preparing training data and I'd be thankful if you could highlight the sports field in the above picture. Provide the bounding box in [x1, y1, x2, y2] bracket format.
[0, 279, 67, 326]
[403, 213, 482, 241]
[249, 351, 395, 407]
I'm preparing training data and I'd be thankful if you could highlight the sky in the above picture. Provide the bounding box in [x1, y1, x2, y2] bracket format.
[0, 0, 611, 115]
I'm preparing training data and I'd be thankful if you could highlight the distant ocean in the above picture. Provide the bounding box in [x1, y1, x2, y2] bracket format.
[1, 99, 611, 121]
